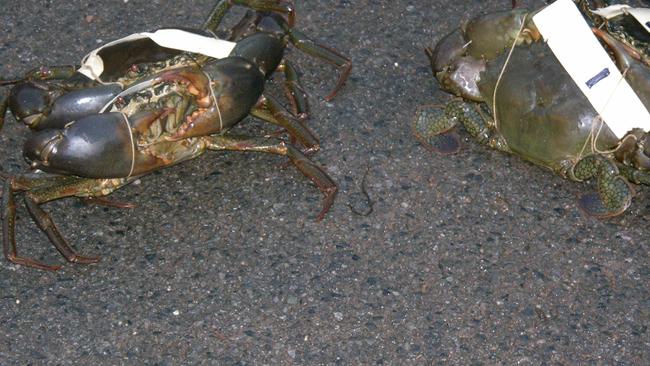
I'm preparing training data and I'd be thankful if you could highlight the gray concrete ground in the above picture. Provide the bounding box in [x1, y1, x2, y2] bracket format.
[0, 0, 648, 364]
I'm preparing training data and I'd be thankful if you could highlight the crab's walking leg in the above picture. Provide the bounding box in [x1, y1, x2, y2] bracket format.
[250, 94, 319, 152]
[573, 155, 633, 218]
[24, 194, 100, 265]
[284, 27, 352, 101]
[0, 65, 79, 86]
[204, 135, 337, 220]
[619, 165, 650, 186]
[203, 0, 295, 33]
[227, 10, 262, 41]
[2, 174, 114, 270]
[2, 180, 61, 271]
[277, 60, 310, 120]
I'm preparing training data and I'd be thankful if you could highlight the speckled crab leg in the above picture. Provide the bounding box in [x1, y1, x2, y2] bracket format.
[573, 155, 633, 218]
[203, 0, 296, 33]
[250, 93, 320, 153]
[203, 134, 337, 221]
[618, 165, 650, 186]
[413, 101, 509, 154]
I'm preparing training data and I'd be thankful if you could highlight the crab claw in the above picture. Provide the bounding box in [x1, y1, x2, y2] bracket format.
[24, 112, 135, 178]
[574, 155, 634, 218]
[426, 29, 486, 102]
[412, 104, 461, 154]
[7, 82, 52, 128]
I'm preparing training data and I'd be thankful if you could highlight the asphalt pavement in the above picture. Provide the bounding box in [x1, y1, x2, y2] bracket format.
[0, 0, 648, 364]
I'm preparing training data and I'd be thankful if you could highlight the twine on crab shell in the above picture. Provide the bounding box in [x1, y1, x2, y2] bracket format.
[576, 66, 635, 163]
[492, 13, 529, 133]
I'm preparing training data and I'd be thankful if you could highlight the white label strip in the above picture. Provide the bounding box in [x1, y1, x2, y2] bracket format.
[533, 0, 650, 138]
[144, 29, 236, 59]
[591, 5, 650, 33]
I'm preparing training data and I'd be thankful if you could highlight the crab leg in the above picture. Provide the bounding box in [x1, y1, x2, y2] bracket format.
[284, 27, 352, 101]
[618, 165, 650, 186]
[277, 60, 310, 120]
[2, 180, 61, 270]
[203, 135, 337, 221]
[0, 65, 79, 86]
[2, 173, 131, 270]
[203, 0, 295, 33]
[24, 194, 101, 265]
[227, 10, 263, 41]
[250, 94, 319, 152]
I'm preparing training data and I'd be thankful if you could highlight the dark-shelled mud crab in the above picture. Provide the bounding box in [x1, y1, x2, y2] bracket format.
[0, 0, 351, 270]
[414, 0, 650, 217]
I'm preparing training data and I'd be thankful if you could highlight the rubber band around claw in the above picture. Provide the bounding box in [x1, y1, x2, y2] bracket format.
[120, 112, 136, 179]
[203, 70, 223, 131]
[492, 13, 528, 133]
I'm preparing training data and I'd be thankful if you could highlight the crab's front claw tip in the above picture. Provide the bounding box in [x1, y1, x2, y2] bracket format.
[412, 105, 461, 154]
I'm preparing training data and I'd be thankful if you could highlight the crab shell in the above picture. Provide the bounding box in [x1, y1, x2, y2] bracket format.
[429, 7, 650, 177]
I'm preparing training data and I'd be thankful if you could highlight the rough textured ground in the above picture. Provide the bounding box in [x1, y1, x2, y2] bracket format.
[0, 0, 648, 364]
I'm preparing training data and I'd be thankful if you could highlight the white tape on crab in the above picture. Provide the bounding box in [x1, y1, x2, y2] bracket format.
[591, 4, 650, 34]
[533, 0, 650, 139]
[77, 29, 236, 83]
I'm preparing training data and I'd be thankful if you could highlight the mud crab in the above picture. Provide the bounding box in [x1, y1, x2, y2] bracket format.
[414, 0, 650, 217]
[0, 0, 351, 270]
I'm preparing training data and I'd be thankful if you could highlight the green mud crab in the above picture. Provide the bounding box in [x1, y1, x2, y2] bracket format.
[0, 0, 351, 270]
[414, 0, 650, 217]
